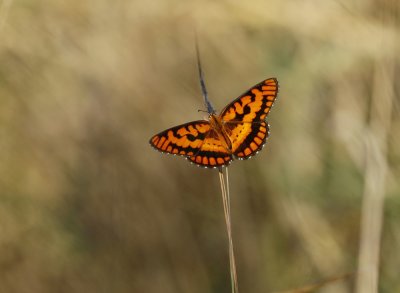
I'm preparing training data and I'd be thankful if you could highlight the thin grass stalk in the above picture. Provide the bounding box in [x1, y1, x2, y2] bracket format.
[355, 57, 394, 293]
[272, 273, 353, 293]
[225, 166, 230, 215]
[355, 8, 395, 292]
[218, 166, 238, 293]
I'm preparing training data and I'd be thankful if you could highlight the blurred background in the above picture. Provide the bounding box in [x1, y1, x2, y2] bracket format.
[0, 0, 399, 292]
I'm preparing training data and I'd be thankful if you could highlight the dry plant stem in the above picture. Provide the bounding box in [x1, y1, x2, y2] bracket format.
[273, 273, 354, 293]
[355, 43, 394, 292]
[218, 167, 238, 293]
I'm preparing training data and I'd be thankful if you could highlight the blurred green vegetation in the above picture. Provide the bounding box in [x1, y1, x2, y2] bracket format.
[0, 0, 399, 292]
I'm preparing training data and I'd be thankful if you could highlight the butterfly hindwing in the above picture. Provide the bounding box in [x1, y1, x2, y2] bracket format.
[226, 121, 270, 159]
[187, 129, 233, 168]
[219, 78, 278, 123]
[149, 121, 210, 157]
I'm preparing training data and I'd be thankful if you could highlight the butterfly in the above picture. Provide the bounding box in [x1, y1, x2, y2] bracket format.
[149, 78, 279, 168]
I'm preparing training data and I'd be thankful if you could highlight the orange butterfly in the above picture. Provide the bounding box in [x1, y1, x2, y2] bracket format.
[149, 78, 279, 168]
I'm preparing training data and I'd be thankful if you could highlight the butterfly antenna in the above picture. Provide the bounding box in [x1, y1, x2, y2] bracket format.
[196, 39, 215, 115]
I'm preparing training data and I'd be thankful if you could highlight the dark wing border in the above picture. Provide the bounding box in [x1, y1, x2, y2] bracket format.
[219, 78, 279, 123]
[231, 121, 270, 160]
[149, 120, 210, 157]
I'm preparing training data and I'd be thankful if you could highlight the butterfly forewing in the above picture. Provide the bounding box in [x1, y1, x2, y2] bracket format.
[219, 78, 278, 123]
[150, 121, 210, 157]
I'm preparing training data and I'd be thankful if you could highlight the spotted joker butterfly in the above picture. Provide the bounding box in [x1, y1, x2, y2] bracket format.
[149, 76, 279, 168]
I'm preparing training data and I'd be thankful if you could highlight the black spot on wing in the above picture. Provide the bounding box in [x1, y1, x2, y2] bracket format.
[233, 103, 252, 121]
[186, 133, 204, 142]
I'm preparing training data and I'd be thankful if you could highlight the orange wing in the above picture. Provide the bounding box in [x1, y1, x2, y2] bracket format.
[220, 78, 278, 159]
[150, 121, 210, 157]
[149, 121, 232, 168]
[220, 78, 278, 123]
[186, 129, 233, 168]
[225, 120, 270, 159]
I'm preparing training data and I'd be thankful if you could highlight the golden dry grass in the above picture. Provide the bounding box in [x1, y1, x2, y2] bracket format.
[0, 0, 399, 292]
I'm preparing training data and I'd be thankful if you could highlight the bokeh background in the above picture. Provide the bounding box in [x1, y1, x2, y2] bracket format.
[0, 0, 399, 292]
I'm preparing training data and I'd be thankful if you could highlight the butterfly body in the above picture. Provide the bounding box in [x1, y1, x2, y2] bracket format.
[208, 114, 232, 152]
[150, 78, 278, 168]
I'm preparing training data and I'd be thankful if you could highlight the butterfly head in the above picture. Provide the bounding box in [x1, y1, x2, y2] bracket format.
[208, 113, 222, 129]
